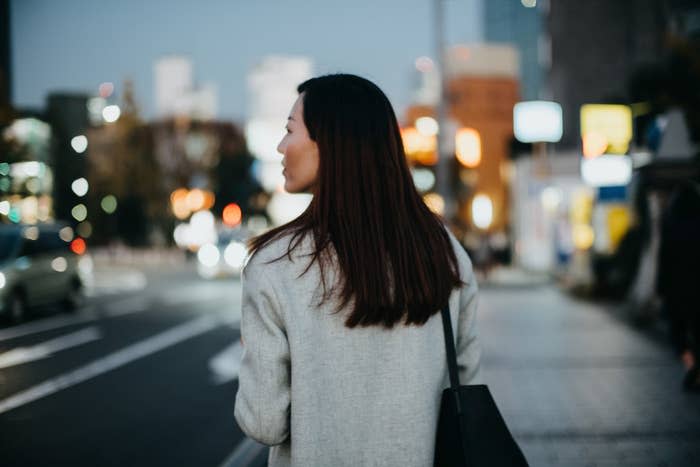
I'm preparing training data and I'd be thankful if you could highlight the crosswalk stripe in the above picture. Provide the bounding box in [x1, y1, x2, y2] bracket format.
[0, 309, 97, 343]
[0, 315, 221, 415]
[209, 341, 244, 385]
[0, 327, 101, 369]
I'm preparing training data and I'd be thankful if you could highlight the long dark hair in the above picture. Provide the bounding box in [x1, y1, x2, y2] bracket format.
[250, 74, 462, 328]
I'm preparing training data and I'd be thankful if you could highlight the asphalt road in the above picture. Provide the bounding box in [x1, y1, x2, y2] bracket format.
[2, 264, 699, 467]
[0, 265, 247, 467]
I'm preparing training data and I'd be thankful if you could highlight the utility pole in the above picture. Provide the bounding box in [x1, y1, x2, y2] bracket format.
[434, 0, 455, 221]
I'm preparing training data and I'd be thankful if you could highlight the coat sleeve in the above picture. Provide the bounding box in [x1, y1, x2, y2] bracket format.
[234, 262, 291, 446]
[456, 257, 482, 385]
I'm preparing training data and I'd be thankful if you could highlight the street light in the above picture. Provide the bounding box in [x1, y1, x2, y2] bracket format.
[513, 100, 564, 178]
[433, 0, 454, 220]
[455, 128, 481, 168]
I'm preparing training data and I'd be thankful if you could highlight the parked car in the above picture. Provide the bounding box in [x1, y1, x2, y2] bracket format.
[0, 223, 90, 323]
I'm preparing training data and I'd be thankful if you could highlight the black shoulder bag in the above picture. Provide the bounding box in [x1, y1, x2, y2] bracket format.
[434, 305, 529, 467]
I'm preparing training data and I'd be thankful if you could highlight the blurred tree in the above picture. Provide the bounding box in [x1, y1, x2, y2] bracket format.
[212, 122, 262, 218]
[87, 79, 164, 246]
[0, 70, 17, 162]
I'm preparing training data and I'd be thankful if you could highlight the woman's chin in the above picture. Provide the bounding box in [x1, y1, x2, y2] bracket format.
[284, 181, 298, 193]
[284, 180, 314, 194]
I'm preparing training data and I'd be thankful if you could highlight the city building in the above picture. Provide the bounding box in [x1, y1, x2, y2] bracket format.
[405, 44, 519, 242]
[154, 55, 218, 121]
[484, 0, 544, 102]
[546, 0, 667, 148]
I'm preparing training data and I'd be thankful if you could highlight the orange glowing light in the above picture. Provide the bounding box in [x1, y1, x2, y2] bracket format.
[172, 203, 190, 220]
[203, 191, 216, 210]
[70, 238, 87, 255]
[582, 132, 608, 159]
[171, 188, 191, 219]
[455, 128, 481, 168]
[401, 127, 437, 165]
[223, 203, 243, 227]
[170, 188, 188, 205]
[186, 189, 206, 211]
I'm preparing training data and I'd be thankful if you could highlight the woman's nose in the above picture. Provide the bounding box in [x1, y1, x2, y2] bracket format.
[277, 139, 285, 155]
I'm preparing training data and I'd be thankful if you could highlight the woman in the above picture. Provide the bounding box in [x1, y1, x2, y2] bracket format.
[657, 180, 700, 392]
[234, 74, 481, 466]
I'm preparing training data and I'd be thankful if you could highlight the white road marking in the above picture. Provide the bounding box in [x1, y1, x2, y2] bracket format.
[0, 296, 152, 343]
[209, 341, 244, 385]
[217, 437, 268, 467]
[0, 287, 239, 343]
[103, 296, 150, 317]
[158, 290, 226, 307]
[0, 315, 220, 415]
[0, 308, 97, 343]
[0, 327, 101, 369]
[85, 269, 147, 296]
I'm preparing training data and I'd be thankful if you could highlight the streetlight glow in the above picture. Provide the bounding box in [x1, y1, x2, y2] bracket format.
[472, 194, 493, 230]
[416, 117, 439, 137]
[71, 204, 88, 222]
[71, 135, 88, 153]
[102, 105, 121, 123]
[455, 128, 481, 168]
[71, 178, 89, 197]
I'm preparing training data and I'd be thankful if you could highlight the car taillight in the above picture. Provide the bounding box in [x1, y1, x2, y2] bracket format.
[70, 238, 87, 255]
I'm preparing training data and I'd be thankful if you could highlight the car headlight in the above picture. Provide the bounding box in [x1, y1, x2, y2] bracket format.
[197, 243, 220, 268]
[0, 272, 5, 289]
[224, 241, 247, 269]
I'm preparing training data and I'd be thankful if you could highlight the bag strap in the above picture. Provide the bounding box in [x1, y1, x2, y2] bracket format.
[440, 303, 471, 464]
[440, 304, 460, 390]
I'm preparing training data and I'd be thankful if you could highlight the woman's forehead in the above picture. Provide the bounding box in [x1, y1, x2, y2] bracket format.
[290, 93, 305, 118]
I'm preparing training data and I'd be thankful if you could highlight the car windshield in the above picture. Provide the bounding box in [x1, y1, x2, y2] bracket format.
[0, 229, 21, 262]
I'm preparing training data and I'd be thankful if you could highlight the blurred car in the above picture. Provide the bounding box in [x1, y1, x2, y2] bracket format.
[0, 223, 90, 323]
[197, 229, 249, 279]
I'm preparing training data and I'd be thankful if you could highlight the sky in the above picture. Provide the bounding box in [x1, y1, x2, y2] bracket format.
[11, 0, 484, 124]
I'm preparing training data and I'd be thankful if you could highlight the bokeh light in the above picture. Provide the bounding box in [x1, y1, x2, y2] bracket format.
[71, 178, 89, 197]
[573, 224, 595, 251]
[455, 128, 481, 168]
[186, 189, 206, 212]
[102, 105, 121, 123]
[71, 204, 87, 222]
[77, 221, 93, 238]
[51, 257, 68, 272]
[415, 56, 434, 73]
[101, 195, 118, 214]
[59, 226, 75, 242]
[98, 82, 114, 98]
[423, 192, 445, 215]
[415, 117, 439, 137]
[471, 194, 494, 230]
[224, 241, 248, 269]
[223, 203, 243, 227]
[197, 243, 220, 267]
[70, 238, 87, 255]
[401, 127, 437, 165]
[71, 135, 88, 153]
[582, 131, 608, 159]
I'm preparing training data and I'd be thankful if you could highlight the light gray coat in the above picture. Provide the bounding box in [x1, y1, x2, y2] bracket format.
[234, 232, 481, 467]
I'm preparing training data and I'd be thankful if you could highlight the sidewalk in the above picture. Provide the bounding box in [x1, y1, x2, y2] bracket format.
[225, 269, 700, 467]
[477, 265, 552, 288]
[478, 283, 700, 466]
